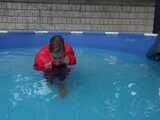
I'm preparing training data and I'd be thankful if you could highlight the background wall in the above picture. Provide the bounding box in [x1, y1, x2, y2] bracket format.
[0, 0, 155, 32]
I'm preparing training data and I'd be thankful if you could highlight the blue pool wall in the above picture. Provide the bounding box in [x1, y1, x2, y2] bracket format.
[0, 32, 158, 56]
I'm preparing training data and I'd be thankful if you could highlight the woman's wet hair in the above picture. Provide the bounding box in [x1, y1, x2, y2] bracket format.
[49, 35, 64, 52]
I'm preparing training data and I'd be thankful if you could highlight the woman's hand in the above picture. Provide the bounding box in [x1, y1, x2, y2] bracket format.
[53, 59, 62, 66]
[44, 62, 52, 70]
[63, 56, 69, 64]
[53, 56, 69, 66]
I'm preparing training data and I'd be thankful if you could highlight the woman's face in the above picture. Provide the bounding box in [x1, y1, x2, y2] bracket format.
[51, 38, 64, 59]
[52, 38, 63, 52]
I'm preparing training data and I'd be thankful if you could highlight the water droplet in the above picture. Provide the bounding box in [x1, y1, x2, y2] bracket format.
[128, 83, 136, 88]
[131, 91, 136, 96]
[158, 88, 160, 97]
[115, 93, 120, 99]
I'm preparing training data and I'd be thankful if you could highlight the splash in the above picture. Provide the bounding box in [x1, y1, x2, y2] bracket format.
[10, 74, 57, 107]
[131, 91, 137, 96]
[158, 88, 160, 97]
[33, 80, 52, 96]
[114, 92, 120, 99]
[128, 83, 136, 88]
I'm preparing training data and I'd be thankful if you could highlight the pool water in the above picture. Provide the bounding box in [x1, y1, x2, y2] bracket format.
[0, 47, 160, 120]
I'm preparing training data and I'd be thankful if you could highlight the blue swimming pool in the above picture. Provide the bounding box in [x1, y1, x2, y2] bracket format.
[0, 32, 160, 120]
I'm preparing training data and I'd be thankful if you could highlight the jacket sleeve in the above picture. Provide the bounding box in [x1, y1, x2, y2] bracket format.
[65, 43, 76, 65]
[33, 45, 51, 72]
[34, 53, 45, 71]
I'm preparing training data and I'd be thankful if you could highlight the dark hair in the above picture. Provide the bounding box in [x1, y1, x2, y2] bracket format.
[49, 35, 64, 52]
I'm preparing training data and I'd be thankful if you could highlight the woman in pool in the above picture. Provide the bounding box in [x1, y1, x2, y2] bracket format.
[34, 35, 76, 97]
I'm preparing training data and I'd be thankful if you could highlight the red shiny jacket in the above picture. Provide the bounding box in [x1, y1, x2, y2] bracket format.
[34, 42, 76, 72]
